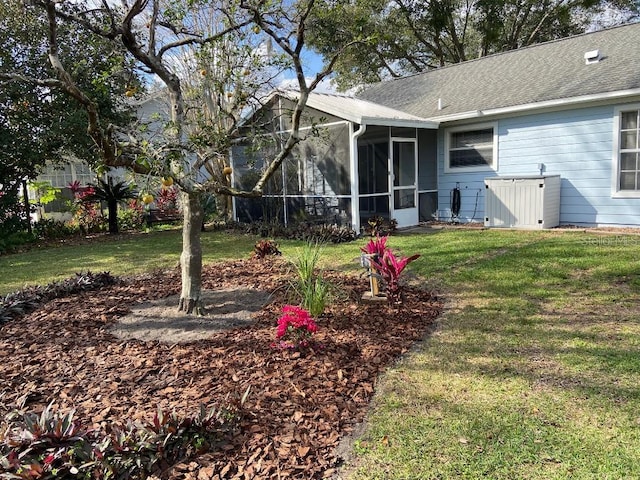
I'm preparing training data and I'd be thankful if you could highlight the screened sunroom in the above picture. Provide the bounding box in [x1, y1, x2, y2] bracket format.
[231, 92, 439, 232]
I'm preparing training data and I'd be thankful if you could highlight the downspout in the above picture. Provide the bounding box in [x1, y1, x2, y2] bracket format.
[349, 122, 367, 233]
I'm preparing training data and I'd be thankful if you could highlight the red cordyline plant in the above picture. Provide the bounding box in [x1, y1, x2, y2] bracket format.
[371, 249, 420, 305]
[156, 186, 178, 211]
[273, 305, 318, 351]
[67, 180, 82, 196]
[362, 236, 420, 305]
[360, 235, 388, 258]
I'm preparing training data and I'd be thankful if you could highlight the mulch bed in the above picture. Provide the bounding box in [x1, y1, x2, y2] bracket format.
[0, 259, 442, 479]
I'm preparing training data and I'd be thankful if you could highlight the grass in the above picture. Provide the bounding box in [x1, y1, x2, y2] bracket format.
[2, 227, 640, 478]
[344, 230, 640, 479]
[0, 230, 260, 295]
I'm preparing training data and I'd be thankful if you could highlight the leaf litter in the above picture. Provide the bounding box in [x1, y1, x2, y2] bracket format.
[0, 258, 441, 479]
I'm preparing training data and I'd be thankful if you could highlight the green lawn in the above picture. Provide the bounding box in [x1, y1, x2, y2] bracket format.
[2, 228, 640, 478]
[345, 230, 640, 479]
[0, 230, 261, 295]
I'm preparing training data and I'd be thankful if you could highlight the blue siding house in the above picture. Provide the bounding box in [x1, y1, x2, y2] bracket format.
[358, 22, 640, 228]
[234, 23, 640, 230]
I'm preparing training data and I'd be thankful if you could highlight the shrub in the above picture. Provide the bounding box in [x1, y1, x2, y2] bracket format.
[305, 224, 358, 244]
[65, 186, 107, 235]
[117, 200, 146, 231]
[0, 231, 37, 255]
[0, 402, 240, 479]
[214, 220, 357, 244]
[0, 185, 30, 240]
[363, 216, 397, 237]
[252, 239, 282, 259]
[32, 218, 77, 240]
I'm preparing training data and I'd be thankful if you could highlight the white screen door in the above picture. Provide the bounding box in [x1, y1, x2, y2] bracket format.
[391, 140, 418, 227]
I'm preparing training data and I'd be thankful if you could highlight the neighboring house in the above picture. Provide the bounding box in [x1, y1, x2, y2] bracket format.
[31, 159, 96, 221]
[30, 91, 167, 222]
[31, 159, 128, 221]
[233, 22, 640, 230]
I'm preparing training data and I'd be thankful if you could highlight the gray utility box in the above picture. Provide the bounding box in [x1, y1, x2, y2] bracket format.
[484, 175, 561, 229]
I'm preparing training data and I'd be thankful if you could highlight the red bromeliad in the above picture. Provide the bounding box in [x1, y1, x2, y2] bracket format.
[274, 305, 318, 350]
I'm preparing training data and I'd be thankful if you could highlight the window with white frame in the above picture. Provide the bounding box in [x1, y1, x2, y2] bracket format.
[445, 124, 497, 172]
[618, 109, 640, 192]
[39, 160, 94, 188]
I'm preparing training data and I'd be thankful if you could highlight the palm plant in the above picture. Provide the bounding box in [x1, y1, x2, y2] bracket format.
[84, 177, 137, 234]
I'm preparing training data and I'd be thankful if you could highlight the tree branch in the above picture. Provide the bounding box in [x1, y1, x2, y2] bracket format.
[0, 72, 63, 89]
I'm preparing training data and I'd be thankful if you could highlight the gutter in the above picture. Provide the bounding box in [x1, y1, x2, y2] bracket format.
[360, 116, 439, 129]
[428, 88, 640, 123]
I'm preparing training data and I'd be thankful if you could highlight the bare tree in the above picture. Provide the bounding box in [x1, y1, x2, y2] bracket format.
[4, 0, 354, 314]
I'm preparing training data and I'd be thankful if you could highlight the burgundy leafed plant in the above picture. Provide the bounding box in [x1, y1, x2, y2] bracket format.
[360, 235, 388, 258]
[360, 235, 420, 304]
[156, 185, 178, 211]
[370, 247, 420, 305]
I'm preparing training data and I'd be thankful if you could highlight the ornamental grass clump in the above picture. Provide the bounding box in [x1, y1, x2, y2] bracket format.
[291, 241, 330, 317]
[272, 305, 319, 351]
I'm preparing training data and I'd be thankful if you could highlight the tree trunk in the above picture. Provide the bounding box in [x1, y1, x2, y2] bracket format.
[107, 200, 118, 234]
[22, 180, 32, 235]
[178, 191, 205, 315]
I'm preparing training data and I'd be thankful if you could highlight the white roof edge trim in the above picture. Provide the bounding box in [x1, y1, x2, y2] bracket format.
[425, 110, 482, 122]
[303, 97, 431, 125]
[259, 90, 439, 127]
[359, 116, 439, 129]
[428, 88, 640, 123]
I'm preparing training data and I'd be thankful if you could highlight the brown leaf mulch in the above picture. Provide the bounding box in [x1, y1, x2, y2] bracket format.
[0, 259, 442, 479]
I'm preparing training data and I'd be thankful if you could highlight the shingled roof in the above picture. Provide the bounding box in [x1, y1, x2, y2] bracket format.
[358, 22, 640, 121]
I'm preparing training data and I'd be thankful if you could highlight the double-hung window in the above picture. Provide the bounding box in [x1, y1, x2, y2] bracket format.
[616, 108, 640, 194]
[445, 123, 498, 172]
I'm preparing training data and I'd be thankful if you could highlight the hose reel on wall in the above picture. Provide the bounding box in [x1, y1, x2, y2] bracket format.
[451, 183, 461, 222]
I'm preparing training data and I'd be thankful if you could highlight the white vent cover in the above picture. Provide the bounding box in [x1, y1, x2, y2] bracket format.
[584, 49, 601, 64]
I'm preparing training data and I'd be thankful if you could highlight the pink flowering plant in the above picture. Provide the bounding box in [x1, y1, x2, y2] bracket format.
[273, 305, 319, 351]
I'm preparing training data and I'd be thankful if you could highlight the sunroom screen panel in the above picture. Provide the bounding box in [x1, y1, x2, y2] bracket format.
[285, 124, 351, 196]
